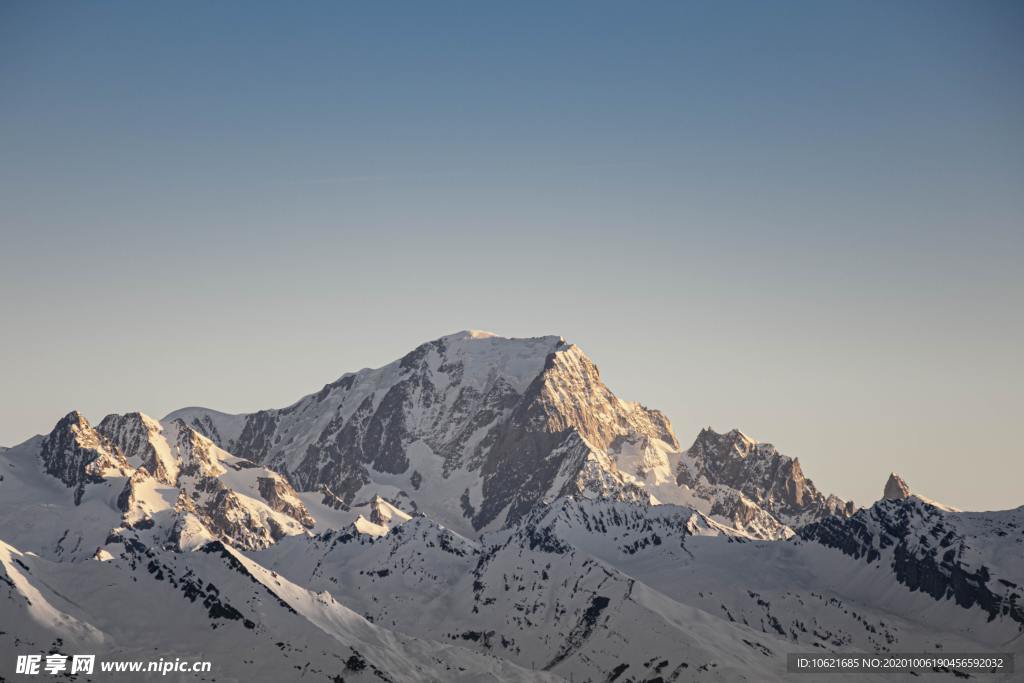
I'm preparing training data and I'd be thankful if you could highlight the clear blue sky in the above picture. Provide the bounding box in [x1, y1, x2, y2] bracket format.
[2, 1, 1022, 511]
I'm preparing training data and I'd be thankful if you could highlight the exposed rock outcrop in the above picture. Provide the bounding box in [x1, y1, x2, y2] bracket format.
[677, 428, 853, 528]
[883, 472, 911, 501]
[258, 475, 315, 528]
[97, 412, 179, 485]
[39, 411, 131, 504]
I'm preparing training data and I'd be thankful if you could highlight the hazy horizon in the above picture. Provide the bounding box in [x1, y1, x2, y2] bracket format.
[2, 1, 1022, 512]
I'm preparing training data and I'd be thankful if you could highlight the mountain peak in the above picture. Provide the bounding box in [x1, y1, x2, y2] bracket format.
[152, 334, 852, 539]
[57, 410, 89, 429]
[451, 329, 498, 339]
[96, 411, 179, 485]
[680, 427, 852, 528]
[692, 427, 757, 455]
[39, 411, 130, 504]
[883, 472, 911, 501]
[437, 329, 564, 344]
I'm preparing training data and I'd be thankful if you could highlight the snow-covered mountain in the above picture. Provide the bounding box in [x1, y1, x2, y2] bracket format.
[248, 489, 1022, 681]
[0, 410, 319, 558]
[800, 476, 1021, 628]
[0, 535, 554, 682]
[2, 331, 1021, 681]
[675, 427, 854, 534]
[167, 331, 847, 539]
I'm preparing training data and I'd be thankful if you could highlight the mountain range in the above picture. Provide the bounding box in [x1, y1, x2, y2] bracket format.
[2, 331, 1020, 681]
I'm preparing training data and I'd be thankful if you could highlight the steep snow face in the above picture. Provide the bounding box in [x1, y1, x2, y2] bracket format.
[364, 494, 412, 526]
[97, 412, 179, 484]
[0, 540, 107, 653]
[0, 433, 129, 562]
[348, 495, 415, 537]
[162, 406, 246, 453]
[677, 427, 853, 530]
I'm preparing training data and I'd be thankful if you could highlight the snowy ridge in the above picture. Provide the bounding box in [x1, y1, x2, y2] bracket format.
[1, 533, 556, 682]
[254, 502, 792, 681]
[252, 493, 1023, 681]
[799, 495, 1024, 627]
[0, 411, 315, 557]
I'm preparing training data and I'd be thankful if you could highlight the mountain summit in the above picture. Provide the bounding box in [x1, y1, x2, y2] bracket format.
[884, 472, 912, 501]
[167, 331, 846, 538]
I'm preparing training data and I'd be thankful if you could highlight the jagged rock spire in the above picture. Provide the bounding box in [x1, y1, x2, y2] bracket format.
[883, 472, 911, 501]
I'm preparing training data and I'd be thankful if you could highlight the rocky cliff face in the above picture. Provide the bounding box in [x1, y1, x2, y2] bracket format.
[163, 422, 314, 549]
[97, 412, 179, 484]
[39, 411, 131, 504]
[677, 428, 853, 528]
[883, 472, 911, 501]
[257, 475, 316, 528]
[26, 410, 316, 552]
[471, 344, 674, 528]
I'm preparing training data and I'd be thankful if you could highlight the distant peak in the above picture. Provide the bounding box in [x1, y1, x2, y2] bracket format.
[439, 330, 564, 344]
[57, 410, 90, 429]
[883, 472, 911, 501]
[696, 427, 756, 446]
[437, 329, 498, 341]
[726, 428, 755, 444]
[169, 417, 199, 438]
[105, 411, 160, 426]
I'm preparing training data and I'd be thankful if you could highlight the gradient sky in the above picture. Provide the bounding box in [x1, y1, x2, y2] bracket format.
[2, 1, 1022, 511]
